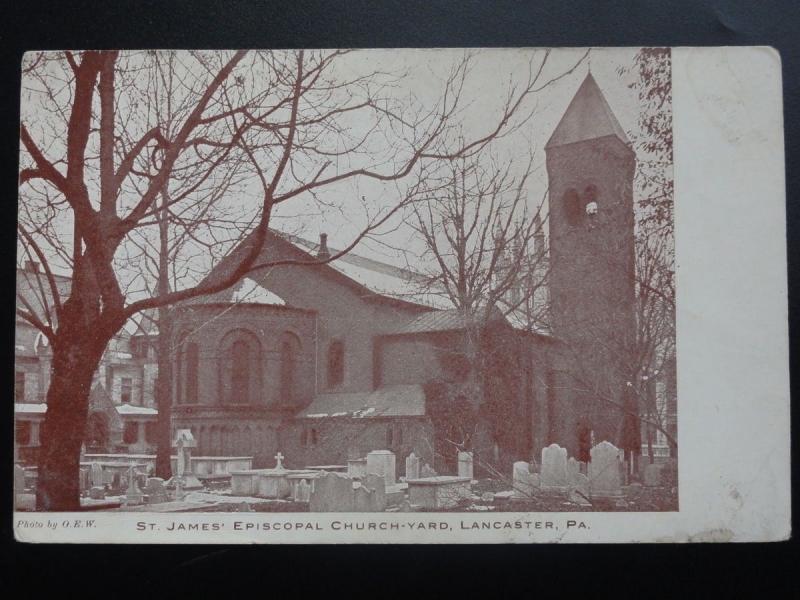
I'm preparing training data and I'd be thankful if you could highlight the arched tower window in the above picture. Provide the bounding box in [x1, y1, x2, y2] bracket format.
[219, 329, 262, 404]
[327, 340, 344, 388]
[279, 332, 302, 406]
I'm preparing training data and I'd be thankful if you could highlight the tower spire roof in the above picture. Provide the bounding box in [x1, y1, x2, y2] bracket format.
[546, 72, 630, 149]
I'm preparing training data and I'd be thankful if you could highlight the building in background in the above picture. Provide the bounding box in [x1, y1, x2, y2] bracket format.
[14, 263, 159, 464]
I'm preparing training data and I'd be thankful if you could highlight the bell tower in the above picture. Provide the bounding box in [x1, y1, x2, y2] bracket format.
[544, 72, 638, 458]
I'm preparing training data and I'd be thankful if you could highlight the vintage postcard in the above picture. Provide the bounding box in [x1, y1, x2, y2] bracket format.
[14, 47, 789, 543]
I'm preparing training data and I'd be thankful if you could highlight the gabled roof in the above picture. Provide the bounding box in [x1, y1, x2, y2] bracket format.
[299, 384, 426, 419]
[283, 232, 451, 310]
[546, 72, 631, 149]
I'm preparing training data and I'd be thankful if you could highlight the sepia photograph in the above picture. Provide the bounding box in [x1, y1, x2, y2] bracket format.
[14, 47, 678, 517]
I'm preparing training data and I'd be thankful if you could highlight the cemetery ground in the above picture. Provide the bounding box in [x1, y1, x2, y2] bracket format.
[15, 432, 677, 513]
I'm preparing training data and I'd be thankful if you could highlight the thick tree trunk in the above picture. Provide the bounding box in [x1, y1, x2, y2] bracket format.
[36, 334, 106, 511]
[154, 308, 173, 479]
[154, 188, 174, 479]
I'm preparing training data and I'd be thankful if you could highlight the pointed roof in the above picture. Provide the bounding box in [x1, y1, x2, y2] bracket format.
[546, 72, 630, 149]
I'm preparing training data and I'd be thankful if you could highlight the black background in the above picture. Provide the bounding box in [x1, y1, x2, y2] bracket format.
[1, 1, 797, 596]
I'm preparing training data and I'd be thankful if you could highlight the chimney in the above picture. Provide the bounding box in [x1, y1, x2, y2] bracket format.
[317, 233, 331, 261]
[24, 260, 40, 273]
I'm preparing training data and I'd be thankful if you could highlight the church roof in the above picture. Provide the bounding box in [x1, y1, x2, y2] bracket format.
[281, 232, 452, 310]
[299, 384, 426, 419]
[546, 72, 631, 149]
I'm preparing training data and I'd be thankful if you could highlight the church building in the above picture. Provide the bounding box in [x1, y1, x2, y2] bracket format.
[168, 72, 640, 470]
[15, 72, 651, 475]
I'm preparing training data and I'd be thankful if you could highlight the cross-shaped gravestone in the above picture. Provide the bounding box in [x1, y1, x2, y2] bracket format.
[274, 452, 285, 470]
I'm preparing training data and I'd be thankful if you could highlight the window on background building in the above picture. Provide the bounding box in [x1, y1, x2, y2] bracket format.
[16, 421, 31, 446]
[120, 377, 133, 404]
[386, 425, 393, 448]
[184, 342, 199, 404]
[15, 371, 25, 403]
[123, 422, 138, 444]
[327, 340, 344, 388]
[145, 422, 157, 444]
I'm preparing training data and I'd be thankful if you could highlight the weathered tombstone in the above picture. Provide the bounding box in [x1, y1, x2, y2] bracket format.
[88, 486, 106, 500]
[347, 458, 367, 479]
[568, 473, 591, 506]
[354, 474, 387, 512]
[111, 471, 123, 493]
[172, 429, 203, 490]
[296, 479, 312, 503]
[405, 452, 421, 481]
[457, 451, 474, 480]
[309, 472, 355, 512]
[14, 464, 25, 494]
[366, 450, 396, 486]
[123, 465, 144, 507]
[144, 477, 168, 504]
[90, 462, 104, 488]
[79, 467, 90, 495]
[588, 441, 623, 497]
[567, 457, 580, 482]
[512, 461, 538, 499]
[420, 463, 437, 478]
[644, 463, 665, 487]
[540, 444, 569, 490]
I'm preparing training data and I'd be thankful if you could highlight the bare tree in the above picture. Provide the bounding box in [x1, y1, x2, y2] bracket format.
[18, 49, 559, 510]
[408, 152, 550, 470]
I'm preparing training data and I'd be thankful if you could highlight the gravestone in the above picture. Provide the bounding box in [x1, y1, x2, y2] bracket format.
[540, 444, 569, 489]
[567, 457, 580, 482]
[90, 462, 104, 488]
[457, 451, 474, 480]
[172, 429, 203, 490]
[79, 467, 90, 495]
[588, 441, 623, 497]
[144, 477, 168, 504]
[568, 473, 591, 506]
[309, 472, 355, 512]
[296, 479, 312, 503]
[354, 474, 387, 512]
[405, 452, 421, 481]
[347, 458, 367, 479]
[644, 463, 665, 487]
[89, 486, 106, 500]
[512, 461, 539, 499]
[420, 463, 437, 478]
[14, 464, 25, 493]
[123, 465, 144, 507]
[366, 450, 396, 486]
